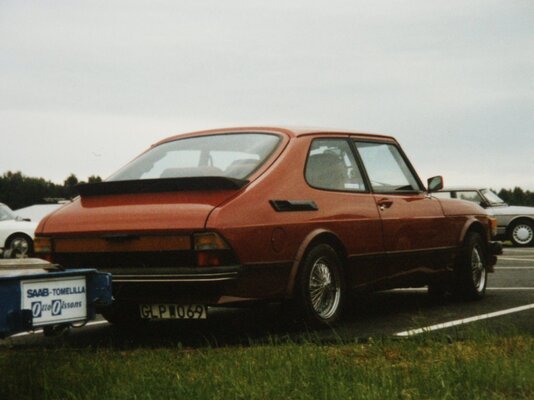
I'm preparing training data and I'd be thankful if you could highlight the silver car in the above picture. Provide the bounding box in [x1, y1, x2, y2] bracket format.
[434, 188, 534, 247]
[0, 203, 37, 258]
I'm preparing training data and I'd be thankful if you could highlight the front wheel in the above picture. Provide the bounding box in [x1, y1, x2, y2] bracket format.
[509, 220, 534, 247]
[295, 244, 345, 326]
[454, 232, 488, 300]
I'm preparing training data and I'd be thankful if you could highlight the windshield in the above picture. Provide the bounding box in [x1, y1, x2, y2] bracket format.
[108, 133, 282, 182]
[481, 189, 506, 205]
[0, 204, 16, 221]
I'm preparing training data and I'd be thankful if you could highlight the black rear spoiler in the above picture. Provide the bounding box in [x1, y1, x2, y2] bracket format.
[76, 177, 249, 197]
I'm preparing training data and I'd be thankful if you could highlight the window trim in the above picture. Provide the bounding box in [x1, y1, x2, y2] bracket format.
[304, 138, 371, 193]
[352, 138, 426, 195]
[108, 132, 283, 182]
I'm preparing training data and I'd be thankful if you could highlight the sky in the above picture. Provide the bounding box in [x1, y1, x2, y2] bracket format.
[1, 0, 533, 190]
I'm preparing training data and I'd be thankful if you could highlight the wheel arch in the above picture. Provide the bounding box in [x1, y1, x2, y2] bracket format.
[459, 219, 488, 245]
[458, 219, 494, 268]
[5, 231, 34, 247]
[285, 229, 347, 297]
[506, 216, 534, 235]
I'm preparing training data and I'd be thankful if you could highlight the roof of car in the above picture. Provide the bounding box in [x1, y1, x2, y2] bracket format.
[155, 126, 396, 146]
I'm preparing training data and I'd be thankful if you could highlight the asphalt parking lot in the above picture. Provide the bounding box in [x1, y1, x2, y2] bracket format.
[3, 246, 534, 348]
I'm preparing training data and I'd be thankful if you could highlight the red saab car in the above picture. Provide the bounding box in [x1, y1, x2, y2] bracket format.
[34, 127, 501, 326]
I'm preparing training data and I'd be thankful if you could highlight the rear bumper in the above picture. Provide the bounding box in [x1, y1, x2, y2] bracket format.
[99, 262, 293, 306]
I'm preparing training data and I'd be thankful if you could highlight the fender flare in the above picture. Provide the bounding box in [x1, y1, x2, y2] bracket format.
[458, 217, 487, 245]
[285, 228, 346, 297]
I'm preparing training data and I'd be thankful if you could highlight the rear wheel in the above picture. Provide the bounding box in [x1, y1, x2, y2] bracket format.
[509, 220, 534, 247]
[6, 234, 33, 258]
[295, 244, 345, 326]
[454, 232, 488, 300]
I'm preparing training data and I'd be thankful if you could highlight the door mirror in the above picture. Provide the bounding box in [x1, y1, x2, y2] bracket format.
[427, 176, 444, 193]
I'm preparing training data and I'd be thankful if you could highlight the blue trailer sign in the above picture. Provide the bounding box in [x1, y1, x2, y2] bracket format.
[0, 259, 112, 338]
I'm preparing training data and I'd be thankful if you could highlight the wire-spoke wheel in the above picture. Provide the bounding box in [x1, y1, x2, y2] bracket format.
[454, 232, 488, 300]
[470, 245, 486, 293]
[296, 243, 345, 326]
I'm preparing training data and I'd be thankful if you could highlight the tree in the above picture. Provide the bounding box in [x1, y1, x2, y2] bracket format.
[0, 171, 102, 209]
[87, 175, 102, 183]
[498, 187, 534, 207]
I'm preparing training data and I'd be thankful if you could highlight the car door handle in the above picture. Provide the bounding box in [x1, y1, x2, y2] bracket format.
[377, 199, 394, 211]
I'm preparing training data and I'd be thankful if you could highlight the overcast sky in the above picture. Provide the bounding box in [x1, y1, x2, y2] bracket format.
[1, 1, 533, 190]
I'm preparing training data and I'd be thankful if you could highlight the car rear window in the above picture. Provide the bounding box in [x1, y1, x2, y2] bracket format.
[0, 204, 16, 221]
[108, 133, 282, 181]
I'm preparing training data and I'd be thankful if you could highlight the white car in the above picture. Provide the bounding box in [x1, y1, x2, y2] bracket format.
[0, 203, 38, 258]
[435, 188, 534, 247]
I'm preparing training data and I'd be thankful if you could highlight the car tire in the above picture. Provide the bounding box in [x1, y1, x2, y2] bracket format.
[454, 232, 488, 301]
[295, 243, 345, 326]
[6, 234, 33, 259]
[509, 220, 534, 247]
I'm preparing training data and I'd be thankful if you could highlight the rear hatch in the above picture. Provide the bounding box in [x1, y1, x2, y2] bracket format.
[35, 178, 246, 274]
[37, 177, 246, 235]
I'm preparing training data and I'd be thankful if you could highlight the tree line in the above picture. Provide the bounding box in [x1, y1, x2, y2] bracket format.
[497, 187, 534, 207]
[0, 171, 102, 210]
[1, 170, 533, 210]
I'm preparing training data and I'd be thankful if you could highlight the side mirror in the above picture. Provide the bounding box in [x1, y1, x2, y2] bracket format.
[427, 176, 444, 193]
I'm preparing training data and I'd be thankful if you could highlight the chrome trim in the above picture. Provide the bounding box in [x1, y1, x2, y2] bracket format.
[112, 272, 238, 283]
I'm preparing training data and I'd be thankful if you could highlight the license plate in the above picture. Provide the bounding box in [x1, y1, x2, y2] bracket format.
[21, 277, 87, 327]
[139, 304, 208, 320]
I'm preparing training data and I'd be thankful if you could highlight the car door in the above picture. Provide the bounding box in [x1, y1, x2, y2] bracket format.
[353, 140, 455, 279]
[304, 138, 386, 287]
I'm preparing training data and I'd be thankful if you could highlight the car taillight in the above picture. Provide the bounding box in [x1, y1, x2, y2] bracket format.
[193, 232, 229, 251]
[34, 236, 53, 262]
[193, 232, 235, 267]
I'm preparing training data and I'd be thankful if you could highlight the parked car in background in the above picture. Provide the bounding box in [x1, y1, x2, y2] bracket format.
[435, 187, 534, 247]
[0, 203, 37, 258]
[34, 127, 501, 326]
[15, 203, 65, 223]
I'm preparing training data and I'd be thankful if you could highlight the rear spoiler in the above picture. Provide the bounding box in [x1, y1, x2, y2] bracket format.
[76, 177, 249, 197]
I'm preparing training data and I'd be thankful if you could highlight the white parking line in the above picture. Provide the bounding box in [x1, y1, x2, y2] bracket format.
[8, 320, 109, 338]
[498, 257, 534, 262]
[393, 287, 534, 292]
[495, 267, 534, 270]
[395, 303, 534, 337]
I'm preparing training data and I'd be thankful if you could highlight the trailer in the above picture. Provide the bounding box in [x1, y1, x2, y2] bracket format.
[0, 258, 112, 338]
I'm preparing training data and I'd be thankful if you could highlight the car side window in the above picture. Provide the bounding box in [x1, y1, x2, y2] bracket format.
[456, 191, 483, 203]
[305, 139, 367, 192]
[432, 192, 453, 199]
[354, 141, 421, 193]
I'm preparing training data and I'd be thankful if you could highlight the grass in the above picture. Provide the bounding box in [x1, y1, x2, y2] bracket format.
[1, 327, 534, 400]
